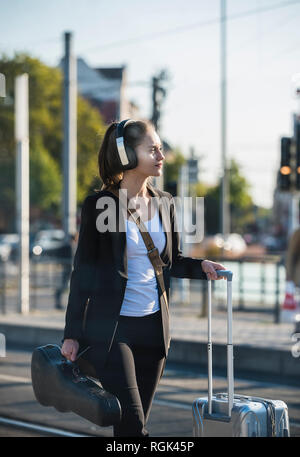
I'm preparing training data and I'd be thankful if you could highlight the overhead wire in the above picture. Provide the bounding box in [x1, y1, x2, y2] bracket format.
[79, 0, 300, 55]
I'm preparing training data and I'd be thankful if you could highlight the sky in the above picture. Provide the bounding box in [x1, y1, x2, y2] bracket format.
[1, 0, 300, 209]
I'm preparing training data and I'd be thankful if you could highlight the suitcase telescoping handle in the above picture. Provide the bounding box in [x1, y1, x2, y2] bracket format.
[207, 270, 234, 418]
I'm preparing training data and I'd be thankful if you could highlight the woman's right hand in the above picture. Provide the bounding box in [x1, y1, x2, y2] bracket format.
[61, 339, 79, 362]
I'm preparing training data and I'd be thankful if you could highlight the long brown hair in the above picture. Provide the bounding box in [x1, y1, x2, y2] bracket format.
[98, 119, 155, 191]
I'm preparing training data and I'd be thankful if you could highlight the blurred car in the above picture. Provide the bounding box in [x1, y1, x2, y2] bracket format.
[192, 233, 247, 258]
[0, 233, 41, 261]
[31, 229, 67, 258]
[0, 233, 20, 261]
[214, 233, 247, 256]
[260, 235, 286, 253]
[0, 244, 10, 261]
[0, 230, 68, 261]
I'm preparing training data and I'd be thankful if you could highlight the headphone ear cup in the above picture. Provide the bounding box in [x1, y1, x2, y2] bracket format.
[122, 144, 138, 170]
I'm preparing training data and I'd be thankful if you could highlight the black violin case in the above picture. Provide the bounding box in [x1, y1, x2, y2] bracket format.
[31, 344, 121, 427]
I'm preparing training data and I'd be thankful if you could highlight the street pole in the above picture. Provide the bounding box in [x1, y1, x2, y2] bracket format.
[179, 164, 190, 305]
[288, 193, 299, 237]
[152, 76, 159, 132]
[0, 73, 5, 97]
[288, 113, 300, 236]
[151, 72, 167, 191]
[220, 0, 230, 241]
[62, 31, 77, 240]
[15, 74, 30, 314]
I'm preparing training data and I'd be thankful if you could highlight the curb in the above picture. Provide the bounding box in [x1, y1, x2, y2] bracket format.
[167, 340, 300, 383]
[0, 322, 63, 348]
[1, 321, 299, 383]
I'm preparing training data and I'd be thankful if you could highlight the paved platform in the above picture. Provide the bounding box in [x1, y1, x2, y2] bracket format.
[0, 306, 300, 385]
[0, 305, 296, 348]
[0, 305, 299, 382]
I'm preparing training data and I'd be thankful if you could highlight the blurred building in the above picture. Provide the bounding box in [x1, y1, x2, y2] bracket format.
[273, 189, 290, 234]
[59, 57, 140, 123]
[272, 172, 294, 239]
[187, 147, 200, 185]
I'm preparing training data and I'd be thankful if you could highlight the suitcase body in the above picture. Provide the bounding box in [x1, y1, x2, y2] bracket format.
[193, 394, 289, 437]
[31, 344, 121, 427]
[192, 270, 290, 437]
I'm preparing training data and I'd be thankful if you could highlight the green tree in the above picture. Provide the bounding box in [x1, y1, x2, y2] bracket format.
[77, 97, 105, 201]
[163, 147, 186, 194]
[195, 158, 255, 234]
[30, 138, 62, 210]
[0, 53, 105, 232]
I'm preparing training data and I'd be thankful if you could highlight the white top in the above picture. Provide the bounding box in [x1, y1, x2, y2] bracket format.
[120, 208, 166, 317]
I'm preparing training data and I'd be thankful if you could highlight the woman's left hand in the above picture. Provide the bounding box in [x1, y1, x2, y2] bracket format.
[201, 259, 227, 280]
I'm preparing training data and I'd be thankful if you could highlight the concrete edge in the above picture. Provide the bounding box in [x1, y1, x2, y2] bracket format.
[0, 322, 63, 348]
[168, 339, 300, 382]
[0, 322, 299, 382]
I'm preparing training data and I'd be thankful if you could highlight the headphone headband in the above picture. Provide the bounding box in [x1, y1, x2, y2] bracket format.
[116, 119, 136, 166]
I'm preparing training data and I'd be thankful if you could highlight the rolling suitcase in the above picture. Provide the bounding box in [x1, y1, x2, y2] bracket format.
[192, 270, 290, 437]
[31, 344, 121, 427]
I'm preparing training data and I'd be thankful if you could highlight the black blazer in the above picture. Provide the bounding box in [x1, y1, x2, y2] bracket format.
[63, 182, 207, 372]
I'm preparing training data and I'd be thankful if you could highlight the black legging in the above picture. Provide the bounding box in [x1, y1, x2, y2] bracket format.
[94, 310, 166, 437]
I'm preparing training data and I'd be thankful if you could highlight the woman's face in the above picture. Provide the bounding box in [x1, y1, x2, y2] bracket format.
[134, 128, 165, 178]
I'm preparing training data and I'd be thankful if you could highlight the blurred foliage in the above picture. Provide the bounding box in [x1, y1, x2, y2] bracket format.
[194, 158, 256, 234]
[163, 147, 186, 194]
[30, 137, 62, 209]
[0, 53, 105, 231]
[163, 149, 258, 234]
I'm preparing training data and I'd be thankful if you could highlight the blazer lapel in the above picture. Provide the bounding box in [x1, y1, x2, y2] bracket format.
[107, 193, 128, 280]
[118, 230, 128, 280]
[146, 183, 171, 266]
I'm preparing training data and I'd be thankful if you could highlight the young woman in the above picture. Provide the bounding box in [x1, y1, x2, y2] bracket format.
[61, 119, 227, 437]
